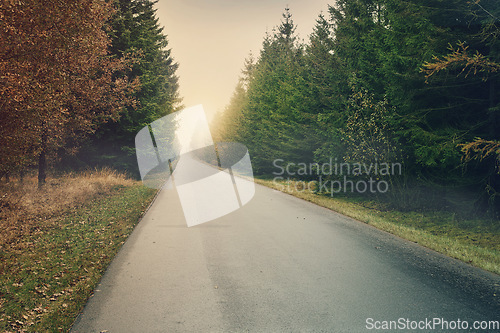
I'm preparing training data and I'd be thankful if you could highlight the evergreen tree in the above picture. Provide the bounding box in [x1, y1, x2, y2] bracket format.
[80, 0, 180, 174]
[327, 0, 484, 177]
[305, 13, 350, 166]
[109, 0, 181, 135]
[237, 8, 319, 174]
[212, 53, 255, 143]
[422, 0, 500, 214]
[217, 1, 500, 214]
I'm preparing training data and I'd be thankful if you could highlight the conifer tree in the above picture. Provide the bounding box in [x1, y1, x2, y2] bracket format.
[236, 8, 319, 174]
[83, 0, 181, 173]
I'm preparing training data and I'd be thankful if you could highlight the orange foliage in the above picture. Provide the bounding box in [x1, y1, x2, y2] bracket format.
[460, 138, 500, 165]
[422, 42, 500, 81]
[0, 0, 138, 176]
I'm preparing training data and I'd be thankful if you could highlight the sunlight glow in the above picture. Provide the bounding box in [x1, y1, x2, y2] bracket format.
[174, 104, 214, 154]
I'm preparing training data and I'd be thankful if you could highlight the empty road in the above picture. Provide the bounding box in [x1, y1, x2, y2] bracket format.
[71, 183, 500, 332]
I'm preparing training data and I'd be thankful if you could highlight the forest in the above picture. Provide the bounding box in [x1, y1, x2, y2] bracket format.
[213, 0, 500, 218]
[0, 0, 180, 185]
[1, 0, 500, 218]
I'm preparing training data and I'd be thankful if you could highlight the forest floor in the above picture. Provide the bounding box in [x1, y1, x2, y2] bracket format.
[0, 169, 157, 332]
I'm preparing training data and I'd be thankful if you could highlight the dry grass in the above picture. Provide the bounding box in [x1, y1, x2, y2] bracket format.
[0, 168, 134, 249]
[0, 168, 157, 332]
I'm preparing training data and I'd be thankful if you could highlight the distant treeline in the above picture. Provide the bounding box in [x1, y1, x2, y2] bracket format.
[0, 0, 180, 185]
[213, 1, 500, 217]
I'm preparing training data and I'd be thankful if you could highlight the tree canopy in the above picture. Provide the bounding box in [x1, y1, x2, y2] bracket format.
[0, 0, 137, 185]
[215, 1, 500, 216]
[81, 0, 181, 175]
[0, 0, 180, 184]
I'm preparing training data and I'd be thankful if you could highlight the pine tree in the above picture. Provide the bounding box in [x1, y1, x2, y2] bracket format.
[237, 8, 318, 174]
[82, 0, 181, 174]
[422, 0, 500, 214]
[305, 13, 350, 166]
[327, 0, 485, 177]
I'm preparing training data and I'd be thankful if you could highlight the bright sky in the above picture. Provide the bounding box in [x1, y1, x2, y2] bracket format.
[155, 0, 330, 122]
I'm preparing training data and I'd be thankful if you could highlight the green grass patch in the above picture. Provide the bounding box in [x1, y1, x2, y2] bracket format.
[256, 178, 500, 276]
[0, 177, 156, 332]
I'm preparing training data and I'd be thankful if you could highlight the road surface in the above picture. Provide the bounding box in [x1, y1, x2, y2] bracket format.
[71, 183, 500, 332]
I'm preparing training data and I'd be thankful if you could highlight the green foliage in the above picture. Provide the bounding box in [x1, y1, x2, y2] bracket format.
[212, 80, 248, 143]
[342, 80, 400, 166]
[78, 0, 181, 176]
[217, 2, 500, 216]
[305, 13, 350, 166]
[219, 8, 320, 175]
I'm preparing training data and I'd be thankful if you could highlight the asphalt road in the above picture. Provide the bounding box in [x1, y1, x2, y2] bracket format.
[70, 182, 500, 332]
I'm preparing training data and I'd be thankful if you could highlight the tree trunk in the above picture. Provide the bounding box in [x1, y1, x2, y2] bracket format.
[38, 130, 47, 188]
[489, 79, 497, 137]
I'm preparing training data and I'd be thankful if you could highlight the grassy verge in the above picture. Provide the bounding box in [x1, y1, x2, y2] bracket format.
[256, 178, 500, 276]
[0, 169, 157, 332]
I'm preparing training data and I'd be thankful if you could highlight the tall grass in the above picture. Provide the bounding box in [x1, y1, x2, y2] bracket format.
[0, 168, 156, 332]
[0, 168, 133, 249]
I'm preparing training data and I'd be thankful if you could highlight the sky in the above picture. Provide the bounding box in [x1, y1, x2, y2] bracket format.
[154, 0, 330, 122]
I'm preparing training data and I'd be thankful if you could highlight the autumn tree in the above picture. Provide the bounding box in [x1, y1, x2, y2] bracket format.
[0, 0, 136, 186]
